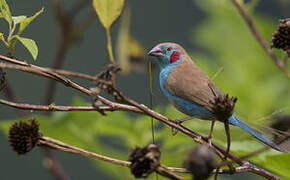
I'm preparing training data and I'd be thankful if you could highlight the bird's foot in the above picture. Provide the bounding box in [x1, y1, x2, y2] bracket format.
[171, 120, 181, 136]
[170, 117, 194, 136]
[171, 117, 194, 136]
[205, 134, 213, 147]
[205, 121, 215, 146]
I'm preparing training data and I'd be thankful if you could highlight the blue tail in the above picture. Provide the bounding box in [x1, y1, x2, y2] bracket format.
[228, 115, 281, 151]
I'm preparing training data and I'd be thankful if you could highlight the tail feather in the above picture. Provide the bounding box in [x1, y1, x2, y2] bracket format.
[228, 115, 281, 151]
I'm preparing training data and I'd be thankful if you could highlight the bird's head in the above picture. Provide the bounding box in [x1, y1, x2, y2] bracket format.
[148, 42, 185, 68]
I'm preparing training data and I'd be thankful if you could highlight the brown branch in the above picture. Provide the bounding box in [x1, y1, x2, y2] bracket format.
[41, 135, 285, 180]
[0, 98, 142, 114]
[50, 68, 98, 81]
[0, 62, 91, 96]
[169, 164, 281, 179]
[0, 55, 281, 180]
[39, 136, 185, 180]
[230, 0, 289, 76]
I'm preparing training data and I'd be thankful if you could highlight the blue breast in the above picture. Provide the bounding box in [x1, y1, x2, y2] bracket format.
[159, 61, 214, 119]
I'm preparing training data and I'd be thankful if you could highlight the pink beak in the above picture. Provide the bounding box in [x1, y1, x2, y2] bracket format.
[148, 46, 163, 57]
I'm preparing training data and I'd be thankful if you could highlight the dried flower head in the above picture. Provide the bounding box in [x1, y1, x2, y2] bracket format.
[129, 144, 161, 178]
[184, 145, 217, 180]
[271, 18, 290, 53]
[211, 94, 237, 122]
[9, 120, 41, 155]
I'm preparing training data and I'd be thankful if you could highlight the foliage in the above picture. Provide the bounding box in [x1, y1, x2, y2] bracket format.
[0, 0, 43, 60]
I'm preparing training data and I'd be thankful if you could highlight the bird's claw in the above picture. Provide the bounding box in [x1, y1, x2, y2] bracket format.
[171, 119, 183, 136]
[205, 135, 213, 147]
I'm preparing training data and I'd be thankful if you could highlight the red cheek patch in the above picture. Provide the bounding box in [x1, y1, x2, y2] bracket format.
[170, 51, 181, 63]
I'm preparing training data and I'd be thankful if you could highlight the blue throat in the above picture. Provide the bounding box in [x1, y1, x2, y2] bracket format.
[158, 58, 214, 119]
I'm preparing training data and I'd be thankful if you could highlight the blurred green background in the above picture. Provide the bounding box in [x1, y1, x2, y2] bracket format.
[0, 0, 289, 179]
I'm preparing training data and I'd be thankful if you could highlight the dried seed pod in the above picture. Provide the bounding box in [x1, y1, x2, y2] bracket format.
[129, 144, 161, 178]
[9, 120, 41, 155]
[271, 18, 290, 52]
[210, 93, 237, 122]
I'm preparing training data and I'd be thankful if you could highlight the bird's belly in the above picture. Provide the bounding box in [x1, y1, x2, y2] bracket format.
[160, 83, 214, 120]
[170, 96, 215, 120]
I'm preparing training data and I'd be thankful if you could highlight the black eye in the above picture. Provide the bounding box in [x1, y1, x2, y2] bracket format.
[167, 47, 172, 52]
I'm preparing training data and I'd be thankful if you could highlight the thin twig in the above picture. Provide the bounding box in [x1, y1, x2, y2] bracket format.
[0, 98, 142, 114]
[230, 0, 289, 76]
[0, 62, 91, 96]
[49, 68, 98, 81]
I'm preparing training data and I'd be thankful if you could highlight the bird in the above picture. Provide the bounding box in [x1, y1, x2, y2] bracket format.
[148, 42, 281, 151]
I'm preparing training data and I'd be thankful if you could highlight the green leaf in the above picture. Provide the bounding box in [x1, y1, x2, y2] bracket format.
[0, 32, 8, 46]
[18, 8, 44, 35]
[14, 36, 38, 60]
[92, 0, 124, 30]
[12, 15, 27, 24]
[0, 0, 12, 29]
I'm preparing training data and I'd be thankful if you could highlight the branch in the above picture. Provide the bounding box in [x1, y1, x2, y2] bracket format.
[49, 68, 98, 81]
[0, 55, 281, 180]
[0, 99, 142, 114]
[0, 61, 91, 96]
[230, 0, 289, 76]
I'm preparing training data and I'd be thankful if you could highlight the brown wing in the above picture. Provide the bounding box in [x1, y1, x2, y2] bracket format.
[164, 55, 223, 112]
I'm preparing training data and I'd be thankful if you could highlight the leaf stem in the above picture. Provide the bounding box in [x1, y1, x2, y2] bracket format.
[106, 28, 115, 63]
[7, 22, 16, 57]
